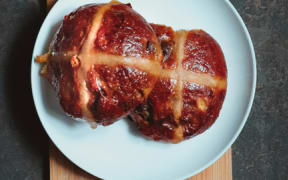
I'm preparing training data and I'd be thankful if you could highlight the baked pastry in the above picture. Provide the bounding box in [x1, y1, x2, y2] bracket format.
[36, 2, 227, 143]
[36, 2, 162, 126]
[130, 24, 227, 143]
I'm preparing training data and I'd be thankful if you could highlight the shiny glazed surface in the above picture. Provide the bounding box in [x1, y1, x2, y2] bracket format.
[130, 24, 227, 143]
[43, 2, 162, 125]
[39, 2, 227, 142]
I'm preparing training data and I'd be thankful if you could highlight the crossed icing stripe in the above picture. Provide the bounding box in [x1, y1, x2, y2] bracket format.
[51, 2, 226, 121]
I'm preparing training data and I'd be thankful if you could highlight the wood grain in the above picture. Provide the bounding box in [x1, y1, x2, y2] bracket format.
[50, 143, 232, 180]
[47, 0, 56, 11]
[187, 148, 232, 180]
[46, 1, 232, 179]
[50, 143, 100, 180]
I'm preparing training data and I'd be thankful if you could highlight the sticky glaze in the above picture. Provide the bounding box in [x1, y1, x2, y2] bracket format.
[43, 2, 162, 125]
[130, 25, 227, 143]
[95, 4, 161, 60]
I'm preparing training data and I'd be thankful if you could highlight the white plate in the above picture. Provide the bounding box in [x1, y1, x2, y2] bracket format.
[31, 0, 256, 179]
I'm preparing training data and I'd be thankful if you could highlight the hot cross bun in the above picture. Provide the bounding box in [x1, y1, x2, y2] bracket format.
[36, 2, 227, 143]
[130, 24, 227, 143]
[37, 2, 162, 126]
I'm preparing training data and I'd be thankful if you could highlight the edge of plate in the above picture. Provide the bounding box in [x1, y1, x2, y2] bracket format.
[31, 0, 257, 179]
[30, 1, 111, 179]
[179, 0, 257, 179]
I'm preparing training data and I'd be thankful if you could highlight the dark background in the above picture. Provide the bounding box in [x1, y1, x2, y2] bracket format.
[0, 0, 287, 179]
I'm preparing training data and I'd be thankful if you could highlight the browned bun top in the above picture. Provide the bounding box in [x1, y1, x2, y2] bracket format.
[38, 2, 227, 137]
[131, 24, 227, 143]
[45, 2, 162, 125]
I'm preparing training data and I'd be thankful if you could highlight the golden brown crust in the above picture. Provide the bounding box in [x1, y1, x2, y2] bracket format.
[36, 3, 227, 139]
[39, 2, 162, 125]
[130, 25, 227, 143]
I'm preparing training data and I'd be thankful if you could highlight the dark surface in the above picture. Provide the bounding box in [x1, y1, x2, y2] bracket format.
[0, 0, 48, 179]
[0, 0, 287, 179]
[231, 1, 288, 180]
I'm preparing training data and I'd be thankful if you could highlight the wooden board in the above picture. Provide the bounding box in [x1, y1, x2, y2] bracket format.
[50, 143, 232, 180]
[47, 0, 56, 11]
[46, 1, 232, 179]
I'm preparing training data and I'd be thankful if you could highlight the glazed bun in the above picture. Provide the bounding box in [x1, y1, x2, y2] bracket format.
[38, 2, 162, 126]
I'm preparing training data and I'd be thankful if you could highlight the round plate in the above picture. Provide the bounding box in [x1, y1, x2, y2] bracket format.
[31, 0, 256, 179]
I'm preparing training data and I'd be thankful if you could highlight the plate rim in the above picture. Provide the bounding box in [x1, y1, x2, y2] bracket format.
[30, 0, 257, 179]
[179, 0, 257, 178]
